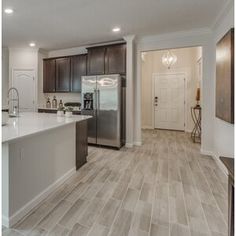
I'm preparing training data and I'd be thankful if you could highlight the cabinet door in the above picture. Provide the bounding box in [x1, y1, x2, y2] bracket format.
[76, 120, 88, 170]
[56, 58, 71, 92]
[43, 59, 56, 92]
[87, 47, 106, 75]
[105, 44, 126, 74]
[71, 55, 87, 92]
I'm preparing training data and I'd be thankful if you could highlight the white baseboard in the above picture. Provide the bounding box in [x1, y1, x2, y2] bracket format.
[200, 149, 228, 177]
[125, 143, 133, 148]
[141, 126, 153, 130]
[3, 167, 76, 227]
[133, 141, 142, 146]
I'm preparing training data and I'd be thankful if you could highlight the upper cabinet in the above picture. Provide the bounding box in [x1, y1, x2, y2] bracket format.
[87, 47, 106, 75]
[105, 44, 126, 74]
[87, 43, 126, 75]
[71, 55, 87, 92]
[43, 59, 56, 93]
[56, 58, 71, 92]
[43, 43, 126, 93]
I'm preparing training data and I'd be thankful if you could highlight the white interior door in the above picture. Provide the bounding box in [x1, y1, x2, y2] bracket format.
[13, 70, 36, 112]
[154, 73, 185, 131]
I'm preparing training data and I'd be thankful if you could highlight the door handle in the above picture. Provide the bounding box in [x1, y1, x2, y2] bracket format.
[97, 89, 100, 115]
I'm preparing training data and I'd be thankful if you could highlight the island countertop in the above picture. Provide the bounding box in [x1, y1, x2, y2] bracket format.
[2, 112, 91, 143]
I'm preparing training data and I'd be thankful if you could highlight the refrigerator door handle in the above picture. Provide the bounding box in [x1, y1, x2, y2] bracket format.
[94, 89, 97, 116]
[97, 89, 100, 115]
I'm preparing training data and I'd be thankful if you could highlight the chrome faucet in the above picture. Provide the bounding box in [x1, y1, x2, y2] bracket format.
[8, 87, 20, 117]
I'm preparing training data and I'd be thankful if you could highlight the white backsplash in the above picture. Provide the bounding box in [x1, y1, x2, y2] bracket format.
[39, 93, 81, 108]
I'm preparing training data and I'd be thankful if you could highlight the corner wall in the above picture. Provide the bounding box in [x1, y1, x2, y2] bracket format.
[212, 3, 234, 158]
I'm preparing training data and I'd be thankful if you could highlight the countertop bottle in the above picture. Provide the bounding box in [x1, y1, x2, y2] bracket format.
[59, 99, 63, 109]
[46, 97, 51, 108]
[52, 96, 57, 108]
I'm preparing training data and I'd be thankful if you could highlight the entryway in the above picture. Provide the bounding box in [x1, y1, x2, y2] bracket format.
[153, 73, 185, 131]
[141, 46, 202, 134]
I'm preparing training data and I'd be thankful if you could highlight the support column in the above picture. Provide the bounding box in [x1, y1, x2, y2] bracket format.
[124, 35, 135, 148]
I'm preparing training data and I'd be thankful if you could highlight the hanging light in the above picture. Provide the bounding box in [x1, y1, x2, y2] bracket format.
[162, 50, 177, 69]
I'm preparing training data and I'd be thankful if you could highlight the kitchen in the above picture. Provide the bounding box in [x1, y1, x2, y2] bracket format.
[2, 0, 234, 236]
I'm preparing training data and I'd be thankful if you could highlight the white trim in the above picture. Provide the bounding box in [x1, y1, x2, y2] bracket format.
[125, 143, 133, 148]
[133, 141, 142, 146]
[141, 125, 153, 130]
[3, 167, 76, 227]
[137, 28, 212, 45]
[211, 0, 234, 30]
[152, 72, 187, 131]
[200, 149, 228, 177]
[11, 68, 37, 112]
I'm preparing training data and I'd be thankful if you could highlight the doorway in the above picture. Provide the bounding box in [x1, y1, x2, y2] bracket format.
[12, 69, 36, 112]
[153, 72, 185, 131]
[141, 46, 202, 133]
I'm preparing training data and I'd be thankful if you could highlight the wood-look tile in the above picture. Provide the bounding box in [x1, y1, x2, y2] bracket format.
[122, 188, 140, 212]
[109, 209, 133, 236]
[64, 182, 89, 203]
[68, 223, 89, 236]
[36, 200, 72, 231]
[3, 229, 24, 236]
[47, 224, 69, 236]
[139, 183, 154, 203]
[59, 198, 89, 229]
[132, 200, 152, 233]
[170, 223, 190, 236]
[3, 130, 228, 236]
[87, 224, 109, 236]
[98, 198, 121, 227]
[202, 203, 227, 235]
[78, 197, 105, 228]
[150, 223, 169, 236]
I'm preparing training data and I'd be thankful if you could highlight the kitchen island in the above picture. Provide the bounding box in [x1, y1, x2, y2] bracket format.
[2, 112, 91, 227]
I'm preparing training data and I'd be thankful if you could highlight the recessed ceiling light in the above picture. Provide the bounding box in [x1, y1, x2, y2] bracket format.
[4, 8, 14, 14]
[29, 42, 36, 47]
[112, 27, 121, 32]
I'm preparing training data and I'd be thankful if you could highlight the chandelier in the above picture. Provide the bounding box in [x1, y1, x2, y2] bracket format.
[162, 50, 177, 69]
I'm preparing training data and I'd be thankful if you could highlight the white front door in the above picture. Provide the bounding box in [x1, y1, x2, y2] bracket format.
[13, 70, 36, 112]
[154, 73, 185, 131]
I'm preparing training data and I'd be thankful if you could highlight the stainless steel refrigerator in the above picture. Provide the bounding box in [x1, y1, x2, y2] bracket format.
[81, 74, 126, 148]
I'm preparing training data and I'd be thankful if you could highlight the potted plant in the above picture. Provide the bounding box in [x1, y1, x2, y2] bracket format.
[57, 107, 64, 117]
[65, 106, 73, 117]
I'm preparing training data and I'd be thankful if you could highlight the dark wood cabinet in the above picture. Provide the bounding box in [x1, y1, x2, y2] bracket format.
[43, 43, 126, 93]
[56, 58, 71, 92]
[43, 59, 56, 92]
[76, 120, 88, 170]
[105, 44, 126, 74]
[71, 55, 87, 92]
[87, 43, 126, 75]
[87, 47, 106, 75]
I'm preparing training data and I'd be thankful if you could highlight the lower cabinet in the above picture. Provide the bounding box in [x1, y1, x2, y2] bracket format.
[76, 120, 88, 170]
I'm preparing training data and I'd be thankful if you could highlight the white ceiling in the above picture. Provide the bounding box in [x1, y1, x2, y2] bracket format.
[3, 0, 226, 51]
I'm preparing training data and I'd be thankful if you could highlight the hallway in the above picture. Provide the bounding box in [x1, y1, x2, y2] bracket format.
[3, 130, 228, 236]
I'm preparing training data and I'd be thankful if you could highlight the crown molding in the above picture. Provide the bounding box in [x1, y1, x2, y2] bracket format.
[137, 28, 212, 44]
[211, 0, 234, 30]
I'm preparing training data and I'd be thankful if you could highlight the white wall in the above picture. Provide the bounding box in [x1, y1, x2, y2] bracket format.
[2, 48, 9, 107]
[212, 3, 234, 158]
[141, 47, 201, 132]
[9, 48, 39, 110]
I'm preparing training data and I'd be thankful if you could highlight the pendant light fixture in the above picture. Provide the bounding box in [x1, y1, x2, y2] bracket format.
[162, 50, 177, 69]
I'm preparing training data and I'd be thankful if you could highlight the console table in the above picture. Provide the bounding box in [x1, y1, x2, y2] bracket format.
[191, 106, 201, 143]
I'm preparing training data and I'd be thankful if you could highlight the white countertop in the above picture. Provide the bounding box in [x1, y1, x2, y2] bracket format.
[2, 112, 91, 143]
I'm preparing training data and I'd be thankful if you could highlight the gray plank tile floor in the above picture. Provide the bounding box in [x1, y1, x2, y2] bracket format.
[3, 130, 228, 236]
